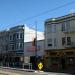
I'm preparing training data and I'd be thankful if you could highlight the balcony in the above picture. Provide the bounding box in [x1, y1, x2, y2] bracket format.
[64, 42, 75, 48]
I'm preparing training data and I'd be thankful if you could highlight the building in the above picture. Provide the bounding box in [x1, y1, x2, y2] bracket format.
[24, 25, 44, 69]
[0, 25, 44, 68]
[44, 13, 75, 71]
[0, 25, 24, 67]
[24, 40, 44, 69]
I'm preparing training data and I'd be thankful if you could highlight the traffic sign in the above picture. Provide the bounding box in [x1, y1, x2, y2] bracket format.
[38, 62, 43, 70]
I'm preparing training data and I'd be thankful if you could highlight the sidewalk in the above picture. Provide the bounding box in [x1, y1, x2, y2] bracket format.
[44, 68, 75, 74]
[0, 66, 35, 72]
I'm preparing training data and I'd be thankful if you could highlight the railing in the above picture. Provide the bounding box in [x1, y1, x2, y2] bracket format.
[64, 42, 75, 48]
[23, 63, 32, 70]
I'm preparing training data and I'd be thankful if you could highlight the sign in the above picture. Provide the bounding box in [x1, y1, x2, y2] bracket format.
[38, 62, 43, 70]
[27, 46, 36, 52]
[27, 45, 40, 52]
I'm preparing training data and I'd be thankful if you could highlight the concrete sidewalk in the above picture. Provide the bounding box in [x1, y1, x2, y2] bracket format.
[0, 66, 35, 72]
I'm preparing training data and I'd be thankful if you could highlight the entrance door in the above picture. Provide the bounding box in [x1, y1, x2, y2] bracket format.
[60, 57, 66, 69]
[30, 56, 36, 70]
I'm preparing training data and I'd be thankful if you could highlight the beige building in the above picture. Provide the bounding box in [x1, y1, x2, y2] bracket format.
[44, 13, 75, 71]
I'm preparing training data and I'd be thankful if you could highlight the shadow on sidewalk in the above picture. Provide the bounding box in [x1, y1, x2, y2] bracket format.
[44, 68, 75, 75]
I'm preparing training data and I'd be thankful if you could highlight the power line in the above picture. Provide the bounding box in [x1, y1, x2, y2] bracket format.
[2, 1, 75, 29]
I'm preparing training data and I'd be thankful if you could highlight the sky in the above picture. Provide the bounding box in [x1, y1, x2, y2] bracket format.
[0, 0, 75, 31]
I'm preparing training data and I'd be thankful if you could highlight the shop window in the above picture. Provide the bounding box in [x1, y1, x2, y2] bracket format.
[66, 51, 74, 55]
[50, 52, 57, 56]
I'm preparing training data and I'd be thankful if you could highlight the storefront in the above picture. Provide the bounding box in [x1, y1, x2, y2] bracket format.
[44, 49, 75, 71]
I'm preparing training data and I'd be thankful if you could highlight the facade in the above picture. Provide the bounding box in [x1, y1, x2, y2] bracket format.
[0, 25, 44, 68]
[0, 25, 24, 67]
[23, 25, 44, 69]
[24, 40, 44, 69]
[44, 13, 75, 71]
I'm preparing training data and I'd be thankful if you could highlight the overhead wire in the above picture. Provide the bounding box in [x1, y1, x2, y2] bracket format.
[1, 1, 75, 30]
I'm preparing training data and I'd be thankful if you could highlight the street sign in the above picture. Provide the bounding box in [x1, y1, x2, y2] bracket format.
[38, 62, 43, 70]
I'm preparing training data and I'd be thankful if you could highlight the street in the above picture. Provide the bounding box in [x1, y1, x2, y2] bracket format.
[0, 68, 72, 75]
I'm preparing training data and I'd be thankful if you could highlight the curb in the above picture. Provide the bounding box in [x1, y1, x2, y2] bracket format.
[0, 66, 35, 72]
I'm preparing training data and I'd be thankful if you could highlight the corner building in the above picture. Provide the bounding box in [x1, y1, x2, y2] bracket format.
[44, 13, 75, 71]
[0, 25, 24, 67]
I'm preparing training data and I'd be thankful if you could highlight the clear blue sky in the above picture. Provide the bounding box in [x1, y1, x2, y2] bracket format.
[0, 0, 75, 31]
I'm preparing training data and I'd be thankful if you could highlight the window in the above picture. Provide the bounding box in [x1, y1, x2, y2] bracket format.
[47, 25, 52, 33]
[16, 33, 19, 39]
[54, 38, 57, 46]
[37, 45, 40, 51]
[61, 22, 66, 31]
[62, 37, 71, 45]
[62, 37, 66, 45]
[12, 44, 15, 50]
[66, 52, 74, 55]
[61, 21, 70, 32]
[20, 33, 23, 39]
[47, 38, 52, 46]
[51, 57, 59, 63]
[50, 52, 57, 55]
[16, 43, 19, 49]
[16, 43, 23, 50]
[9, 35, 13, 40]
[13, 34, 15, 40]
[10, 44, 15, 50]
[66, 21, 70, 31]
[67, 57, 74, 64]
[19, 43, 23, 49]
[9, 34, 16, 41]
[16, 33, 23, 39]
[6, 45, 8, 51]
[47, 24, 56, 33]
[52, 24, 56, 32]
[67, 37, 71, 45]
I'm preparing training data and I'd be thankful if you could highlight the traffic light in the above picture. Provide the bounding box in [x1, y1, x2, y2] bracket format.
[32, 38, 36, 46]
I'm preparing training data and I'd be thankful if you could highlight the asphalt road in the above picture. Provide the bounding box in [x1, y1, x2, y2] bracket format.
[0, 68, 72, 75]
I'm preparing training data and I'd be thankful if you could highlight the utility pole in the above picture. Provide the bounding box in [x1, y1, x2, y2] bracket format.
[35, 21, 37, 70]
